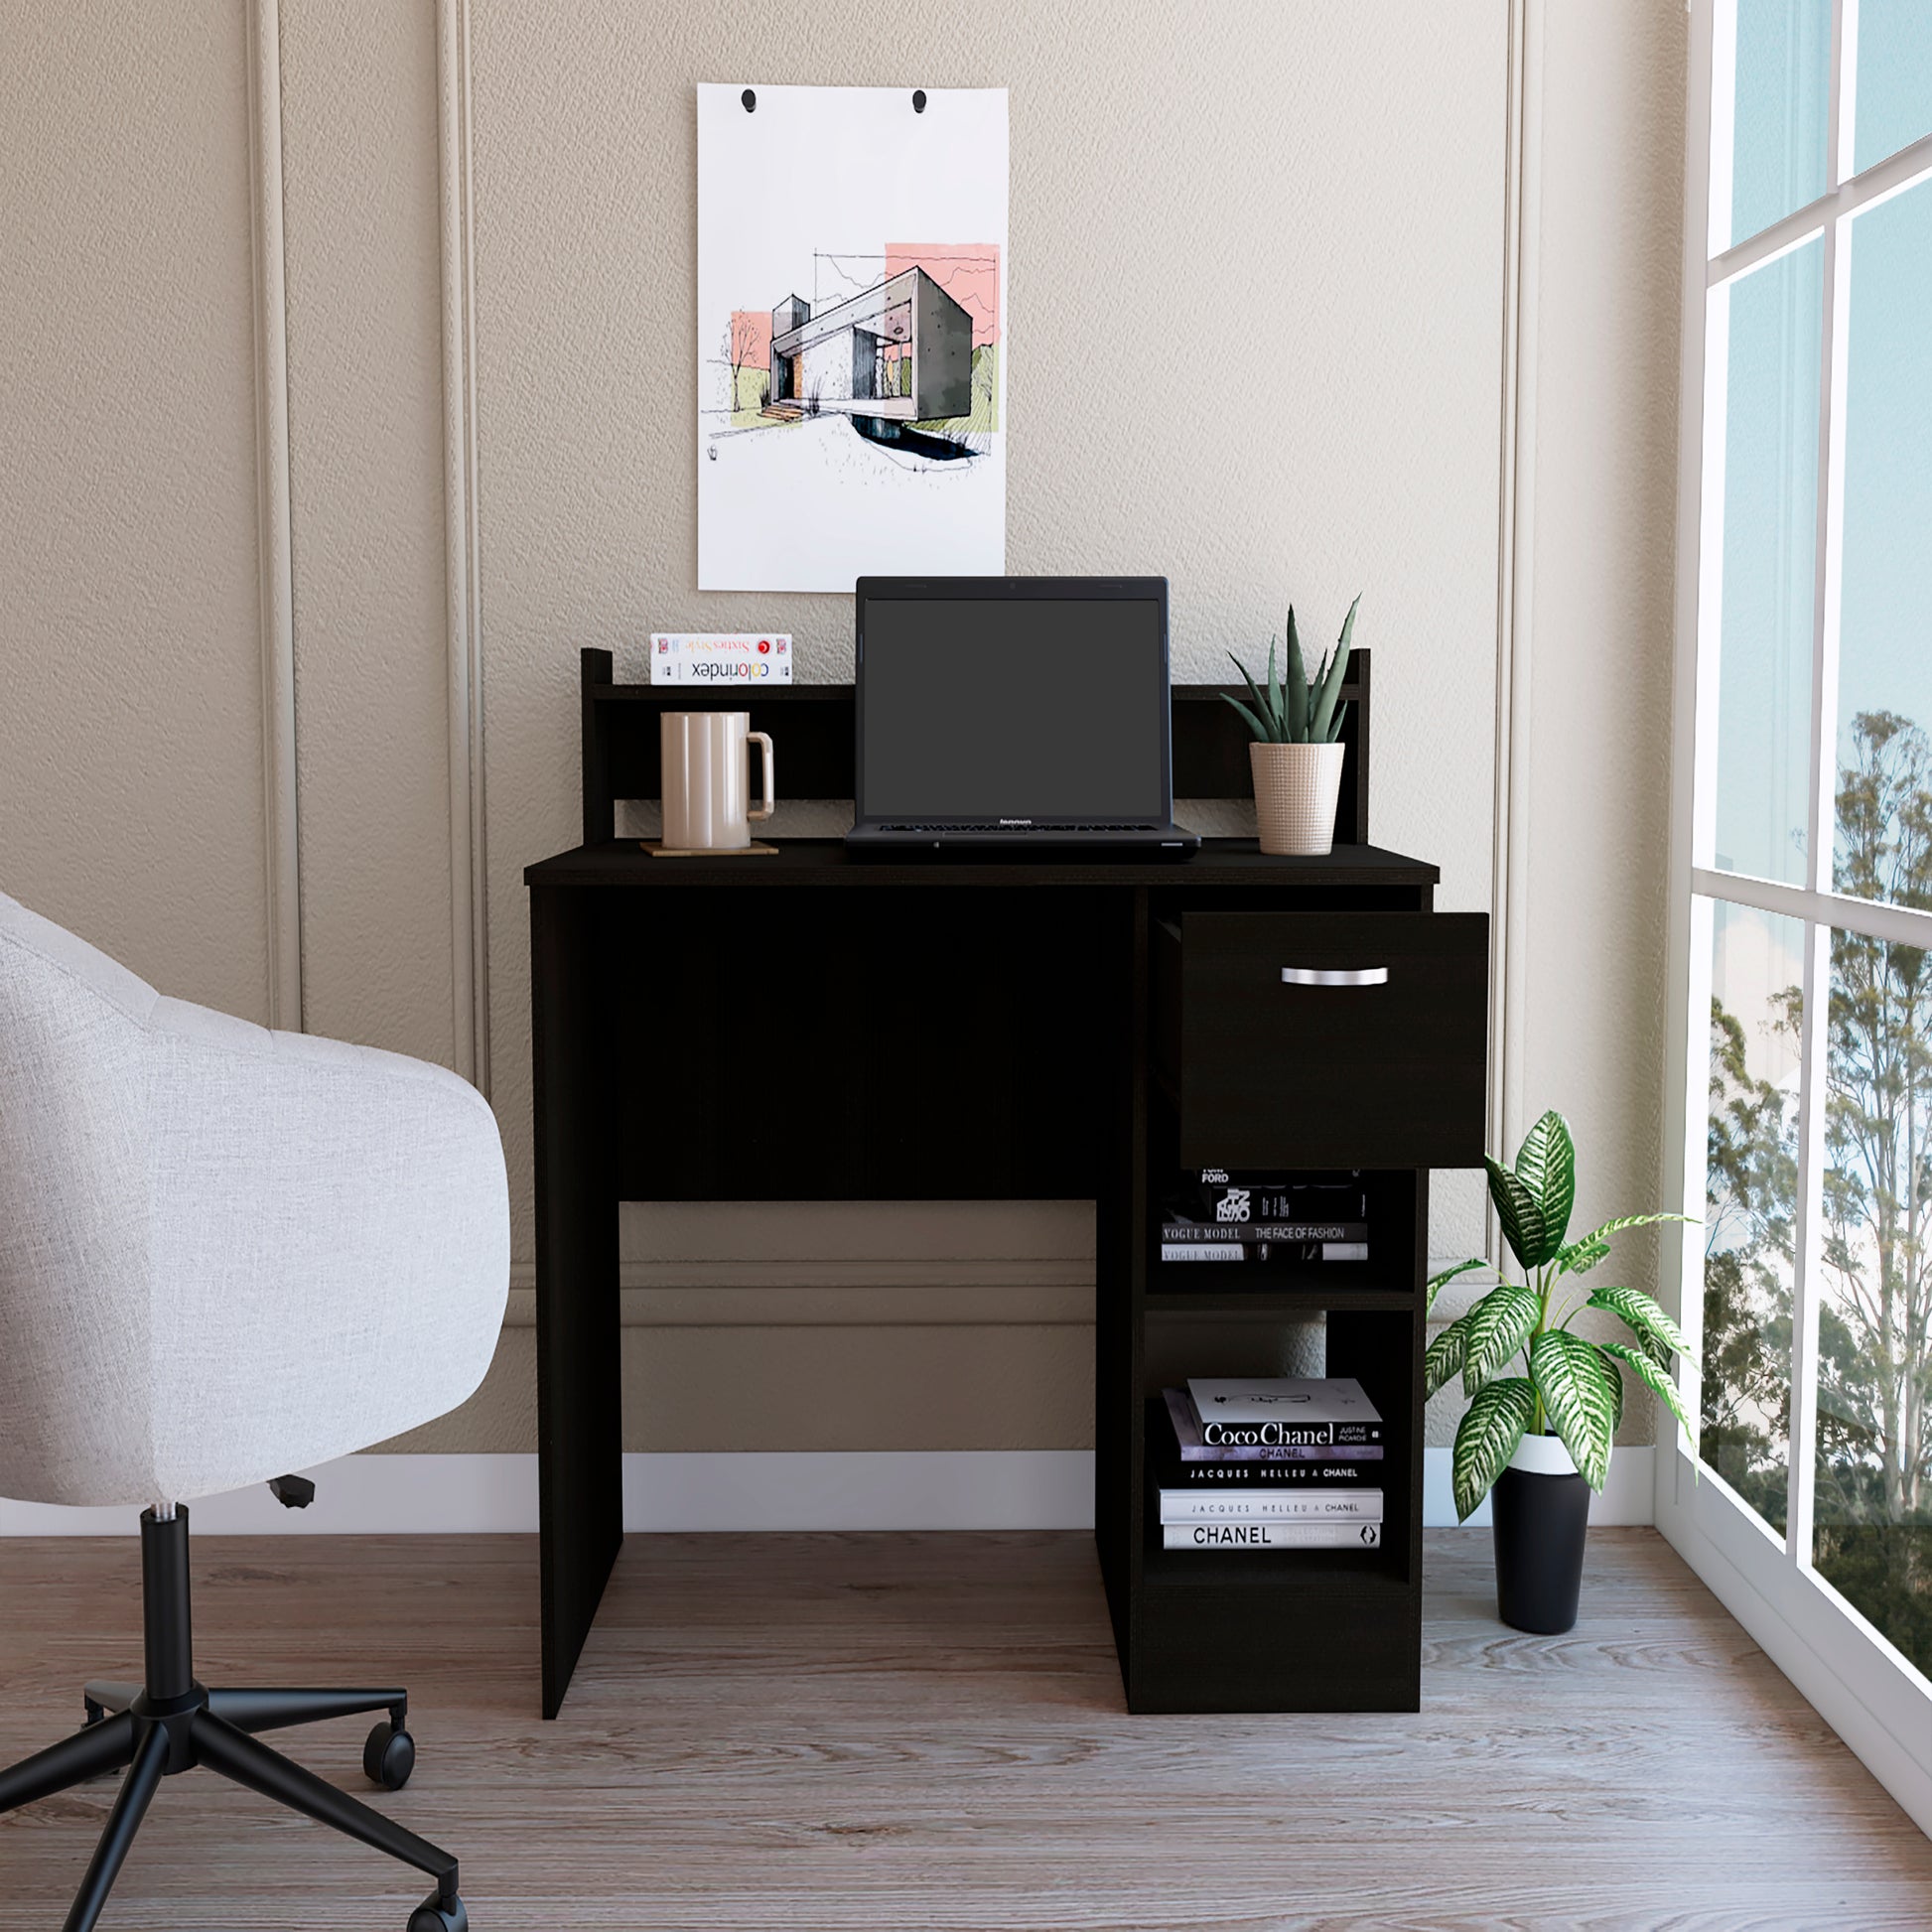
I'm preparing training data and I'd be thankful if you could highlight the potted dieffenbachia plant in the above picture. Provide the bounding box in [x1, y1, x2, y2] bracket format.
[1222, 598, 1359, 856]
[1427, 1109, 1696, 1633]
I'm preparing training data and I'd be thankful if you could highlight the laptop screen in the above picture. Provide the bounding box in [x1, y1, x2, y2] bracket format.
[857, 588, 1170, 820]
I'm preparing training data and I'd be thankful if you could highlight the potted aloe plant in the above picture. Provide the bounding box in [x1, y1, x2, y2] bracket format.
[1222, 598, 1359, 855]
[1427, 1109, 1696, 1633]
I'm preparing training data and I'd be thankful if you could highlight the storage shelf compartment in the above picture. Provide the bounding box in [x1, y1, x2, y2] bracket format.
[1140, 1543, 1408, 1590]
[1144, 1092, 1424, 1299]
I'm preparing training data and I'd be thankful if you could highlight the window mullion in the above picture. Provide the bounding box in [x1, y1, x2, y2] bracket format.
[1782, 0, 1855, 1572]
[1786, 919, 1829, 1560]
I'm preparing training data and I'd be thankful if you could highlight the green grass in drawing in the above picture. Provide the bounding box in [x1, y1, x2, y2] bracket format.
[912, 345, 999, 438]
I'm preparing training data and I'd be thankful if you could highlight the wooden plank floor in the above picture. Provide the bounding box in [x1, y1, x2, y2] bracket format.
[2, 1529, 1928, 1929]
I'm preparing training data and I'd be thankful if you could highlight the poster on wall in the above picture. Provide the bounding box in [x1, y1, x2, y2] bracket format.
[696, 83, 1008, 593]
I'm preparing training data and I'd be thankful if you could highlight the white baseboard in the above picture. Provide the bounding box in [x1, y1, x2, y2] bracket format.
[0, 1446, 1656, 1535]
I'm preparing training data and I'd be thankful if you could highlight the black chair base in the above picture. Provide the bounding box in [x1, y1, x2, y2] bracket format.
[0, 1507, 465, 1932]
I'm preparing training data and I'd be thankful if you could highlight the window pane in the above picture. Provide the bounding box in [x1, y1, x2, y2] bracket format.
[1833, 180, 1932, 909]
[1813, 922, 1932, 1678]
[1728, 0, 1832, 247]
[1702, 898, 1804, 1534]
[1712, 240, 1822, 886]
[1854, 0, 1932, 176]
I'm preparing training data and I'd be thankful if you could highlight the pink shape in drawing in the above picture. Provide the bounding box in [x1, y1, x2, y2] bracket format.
[885, 243, 1001, 347]
[729, 310, 771, 370]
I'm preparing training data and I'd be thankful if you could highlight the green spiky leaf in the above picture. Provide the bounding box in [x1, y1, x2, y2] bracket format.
[1425, 1256, 1488, 1315]
[1461, 1282, 1541, 1397]
[1425, 1317, 1469, 1402]
[1220, 691, 1273, 744]
[1484, 1157, 1553, 1269]
[1513, 1110, 1577, 1251]
[1310, 595, 1359, 743]
[1585, 1286, 1695, 1366]
[1529, 1329, 1614, 1490]
[1599, 1341, 1698, 1457]
[1557, 1212, 1695, 1276]
[1284, 610, 1309, 742]
[1451, 1377, 1536, 1522]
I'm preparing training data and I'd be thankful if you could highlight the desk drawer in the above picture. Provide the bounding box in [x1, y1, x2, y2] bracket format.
[1157, 911, 1488, 1169]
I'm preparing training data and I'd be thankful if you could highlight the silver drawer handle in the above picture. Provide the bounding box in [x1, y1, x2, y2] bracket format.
[1281, 966, 1390, 987]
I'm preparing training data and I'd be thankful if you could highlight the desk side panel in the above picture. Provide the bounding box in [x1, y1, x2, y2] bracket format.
[532, 885, 622, 1717]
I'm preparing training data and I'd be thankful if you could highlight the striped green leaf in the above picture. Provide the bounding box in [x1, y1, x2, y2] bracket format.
[1425, 1255, 1488, 1315]
[1425, 1317, 1469, 1402]
[1283, 619, 1308, 742]
[1485, 1157, 1553, 1269]
[1586, 1285, 1694, 1366]
[1529, 1330, 1615, 1491]
[1461, 1283, 1541, 1397]
[1513, 1109, 1577, 1251]
[1555, 1237, 1611, 1277]
[1599, 1346, 1626, 1432]
[1599, 1342, 1698, 1458]
[1557, 1212, 1694, 1276]
[1451, 1377, 1535, 1522]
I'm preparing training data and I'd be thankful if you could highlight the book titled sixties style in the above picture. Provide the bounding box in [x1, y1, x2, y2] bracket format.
[1158, 1488, 1383, 1524]
[1162, 1387, 1385, 1462]
[1163, 1520, 1383, 1550]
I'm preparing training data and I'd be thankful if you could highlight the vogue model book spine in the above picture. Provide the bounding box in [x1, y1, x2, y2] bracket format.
[1163, 1521, 1383, 1550]
[1163, 1387, 1385, 1461]
[1158, 1489, 1383, 1524]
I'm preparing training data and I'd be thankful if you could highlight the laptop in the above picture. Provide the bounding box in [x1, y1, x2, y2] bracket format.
[846, 577, 1200, 852]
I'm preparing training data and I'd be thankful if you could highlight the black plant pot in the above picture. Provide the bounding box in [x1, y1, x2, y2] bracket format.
[1492, 1460, 1590, 1634]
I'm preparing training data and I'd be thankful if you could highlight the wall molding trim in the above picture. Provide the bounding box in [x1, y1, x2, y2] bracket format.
[1488, 0, 1543, 1194]
[501, 1257, 1095, 1329]
[0, 1448, 1654, 1536]
[437, 0, 489, 1088]
[245, 0, 303, 1030]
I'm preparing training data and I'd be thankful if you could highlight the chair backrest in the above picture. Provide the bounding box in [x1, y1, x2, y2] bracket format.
[0, 893, 163, 1501]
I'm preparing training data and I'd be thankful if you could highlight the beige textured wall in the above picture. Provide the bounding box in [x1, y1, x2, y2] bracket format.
[0, 3, 268, 1020]
[279, 1, 457, 1068]
[447, 0, 1507, 1452]
[1424, 0, 1689, 1451]
[2, 0, 1691, 1464]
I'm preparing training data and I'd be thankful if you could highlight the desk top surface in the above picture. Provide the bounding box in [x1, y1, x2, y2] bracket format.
[525, 838, 1440, 890]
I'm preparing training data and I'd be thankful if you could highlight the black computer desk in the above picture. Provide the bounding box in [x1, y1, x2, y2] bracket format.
[526, 648, 1488, 1717]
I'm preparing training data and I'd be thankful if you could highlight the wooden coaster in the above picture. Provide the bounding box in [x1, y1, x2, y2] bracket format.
[641, 840, 778, 857]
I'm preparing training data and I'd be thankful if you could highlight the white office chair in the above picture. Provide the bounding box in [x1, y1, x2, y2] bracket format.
[0, 891, 509, 1932]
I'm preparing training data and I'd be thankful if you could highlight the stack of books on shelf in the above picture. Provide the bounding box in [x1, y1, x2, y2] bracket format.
[1159, 1170, 1368, 1267]
[1158, 1377, 1384, 1551]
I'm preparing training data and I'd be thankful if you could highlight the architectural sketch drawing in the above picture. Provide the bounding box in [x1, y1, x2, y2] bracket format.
[697, 85, 1009, 593]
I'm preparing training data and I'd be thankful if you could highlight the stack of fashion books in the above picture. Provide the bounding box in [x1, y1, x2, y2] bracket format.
[1158, 1377, 1385, 1550]
[1159, 1171, 1368, 1267]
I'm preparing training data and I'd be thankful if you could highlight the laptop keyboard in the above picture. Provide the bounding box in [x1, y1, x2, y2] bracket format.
[875, 822, 1161, 834]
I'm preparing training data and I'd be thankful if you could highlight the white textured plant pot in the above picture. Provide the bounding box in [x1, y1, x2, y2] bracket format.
[1250, 742, 1346, 856]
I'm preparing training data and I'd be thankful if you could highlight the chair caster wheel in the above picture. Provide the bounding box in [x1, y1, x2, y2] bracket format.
[408, 1893, 467, 1932]
[364, 1721, 416, 1791]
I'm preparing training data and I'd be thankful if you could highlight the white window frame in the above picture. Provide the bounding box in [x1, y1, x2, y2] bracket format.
[1659, 0, 1932, 1836]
